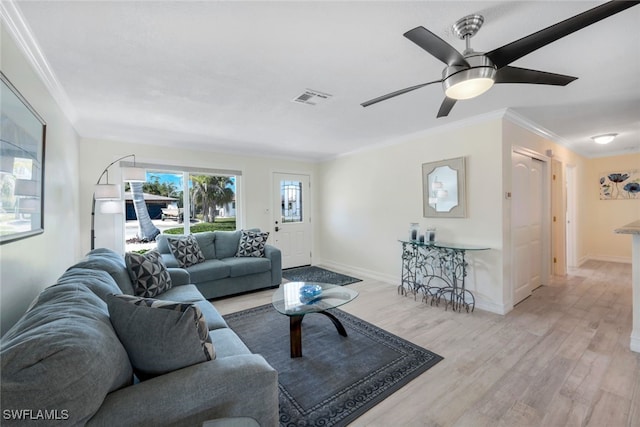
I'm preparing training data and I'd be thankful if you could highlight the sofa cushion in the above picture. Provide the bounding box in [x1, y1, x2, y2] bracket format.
[167, 234, 206, 268]
[125, 251, 173, 298]
[107, 294, 215, 380]
[1, 283, 133, 426]
[57, 267, 124, 301]
[186, 259, 231, 283]
[236, 230, 270, 258]
[154, 285, 228, 330]
[71, 247, 136, 295]
[193, 231, 216, 259]
[223, 257, 272, 278]
[214, 230, 243, 259]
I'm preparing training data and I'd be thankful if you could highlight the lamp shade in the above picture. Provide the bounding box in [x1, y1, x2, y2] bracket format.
[122, 166, 146, 182]
[14, 179, 39, 196]
[94, 183, 121, 200]
[99, 200, 123, 214]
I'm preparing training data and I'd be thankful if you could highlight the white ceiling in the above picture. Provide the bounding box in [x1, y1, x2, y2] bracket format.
[5, 1, 640, 161]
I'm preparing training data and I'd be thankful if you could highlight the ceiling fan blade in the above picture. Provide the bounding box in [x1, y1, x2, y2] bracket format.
[361, 80, 441, 107]
[404, 26, 469, 67]
[437, 97, 457, 118]
[486, 1, 640, 69]
[494, 66, 578, 86]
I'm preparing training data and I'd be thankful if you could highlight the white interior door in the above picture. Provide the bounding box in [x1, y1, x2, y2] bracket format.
[272, 173, 311, 269]
[512, 152, 543, 305]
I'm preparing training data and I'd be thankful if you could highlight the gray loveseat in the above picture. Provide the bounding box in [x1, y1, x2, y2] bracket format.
[156, 230, 282, 300]
[0, 248, 278, 426]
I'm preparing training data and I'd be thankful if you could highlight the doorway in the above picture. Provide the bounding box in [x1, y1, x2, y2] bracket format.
[566, 164, 577, 268]
[272, 173, 312, 269]
[511, 149, 549, 305]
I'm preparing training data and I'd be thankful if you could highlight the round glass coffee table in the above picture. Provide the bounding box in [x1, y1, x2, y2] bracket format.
[272, 281, 359, 358]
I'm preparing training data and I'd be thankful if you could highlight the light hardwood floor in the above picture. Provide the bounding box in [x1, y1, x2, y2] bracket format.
[212, 260, 640, 427]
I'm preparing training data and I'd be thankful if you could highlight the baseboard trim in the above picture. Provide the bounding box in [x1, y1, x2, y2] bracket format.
[315, 259, 398, 286]
[315, 259, 512, 315]
[587, 255, 632, 264]
[475, 299, 510, 315]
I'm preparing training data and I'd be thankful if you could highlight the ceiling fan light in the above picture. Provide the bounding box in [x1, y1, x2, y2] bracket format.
[442, 55, 496, 100]
[445, 76, 495, 100]
[591, 133, 617, 145]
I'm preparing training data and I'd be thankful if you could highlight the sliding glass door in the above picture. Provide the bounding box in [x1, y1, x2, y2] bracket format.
[123, 165, 238, 252]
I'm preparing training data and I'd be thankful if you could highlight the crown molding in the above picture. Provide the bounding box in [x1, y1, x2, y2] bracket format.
[0, 0, 78, 123]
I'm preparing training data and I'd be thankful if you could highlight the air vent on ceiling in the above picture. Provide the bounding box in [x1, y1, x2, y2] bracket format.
[292, 89, 332, 106]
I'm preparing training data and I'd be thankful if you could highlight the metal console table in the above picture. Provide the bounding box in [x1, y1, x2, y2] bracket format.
[399, 239, 489, 312]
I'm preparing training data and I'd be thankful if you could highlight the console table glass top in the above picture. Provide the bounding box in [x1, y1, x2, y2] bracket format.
[398, 239, 490, 251]
[398, 239, 489, 312]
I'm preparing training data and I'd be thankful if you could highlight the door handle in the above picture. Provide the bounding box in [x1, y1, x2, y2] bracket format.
[275, 226, 279, 232]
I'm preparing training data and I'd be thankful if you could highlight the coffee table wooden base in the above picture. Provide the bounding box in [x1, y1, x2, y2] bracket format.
[289, 311, 348, 358]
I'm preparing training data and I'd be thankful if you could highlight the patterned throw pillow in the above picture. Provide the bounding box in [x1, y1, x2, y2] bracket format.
[125, 251, 172, 298]
[106, 294, 215, 380]
[236, 230, 270, 257]
[167, 235, 205, 268]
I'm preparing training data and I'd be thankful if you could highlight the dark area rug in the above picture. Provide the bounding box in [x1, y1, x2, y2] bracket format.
[282, 266, 362, 286]
[223, 304, 443, 427]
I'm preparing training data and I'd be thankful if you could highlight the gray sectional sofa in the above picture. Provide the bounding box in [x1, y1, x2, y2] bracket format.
[0, 248, 279, 426]
[156, 230, 282, 299]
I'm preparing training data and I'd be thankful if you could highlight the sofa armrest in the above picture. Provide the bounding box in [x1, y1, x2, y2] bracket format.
[167, 268, 190, 287]
[87, 354, 278, 427]
[263, 245, 282, 286]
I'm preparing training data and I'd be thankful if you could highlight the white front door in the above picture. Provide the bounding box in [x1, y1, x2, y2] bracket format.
[272, 173, 311, 269]
[512, 152, 543, 305]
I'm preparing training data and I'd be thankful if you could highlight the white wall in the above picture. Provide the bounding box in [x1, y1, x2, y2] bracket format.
[317, 118, 506, 312]
[79, 138, 317, 255]
[0, 25, 82, 335]
[585, 153, 640, 263]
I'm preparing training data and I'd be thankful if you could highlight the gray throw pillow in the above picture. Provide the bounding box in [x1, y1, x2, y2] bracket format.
[106, 294, 215, 380]
[125, 251, 172, 297]
[167, 234, 206, 267]
[236, 230, 270, 257]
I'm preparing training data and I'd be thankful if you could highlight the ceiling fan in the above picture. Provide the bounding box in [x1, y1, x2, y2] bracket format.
[361, 1, 639, 118]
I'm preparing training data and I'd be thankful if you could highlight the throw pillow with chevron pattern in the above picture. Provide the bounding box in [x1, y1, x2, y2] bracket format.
[167, 235, 205, 268]
[107, 294, 215, 380]
[236, 230, 270, 257]
[125, 250, 172, 298]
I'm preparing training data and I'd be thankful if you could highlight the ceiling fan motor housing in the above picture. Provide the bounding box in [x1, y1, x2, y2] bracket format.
[442, 53, 496, 100]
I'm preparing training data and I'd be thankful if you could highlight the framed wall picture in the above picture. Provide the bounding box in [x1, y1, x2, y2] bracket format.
[599, 171, 640, 200]
[422, 156, 466, 218]
[0, 71, 47, 244]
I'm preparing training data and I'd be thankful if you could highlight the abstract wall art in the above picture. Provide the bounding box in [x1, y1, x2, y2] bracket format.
[599, 171, 640, 200]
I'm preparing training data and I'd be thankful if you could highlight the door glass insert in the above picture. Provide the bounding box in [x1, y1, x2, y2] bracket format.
[281, 180, 302, 223]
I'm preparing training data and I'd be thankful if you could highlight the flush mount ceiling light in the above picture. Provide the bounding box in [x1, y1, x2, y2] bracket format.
[591, 133, 618, 144]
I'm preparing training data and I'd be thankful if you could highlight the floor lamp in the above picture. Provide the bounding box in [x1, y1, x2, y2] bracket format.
[91, 154, 146, 250]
